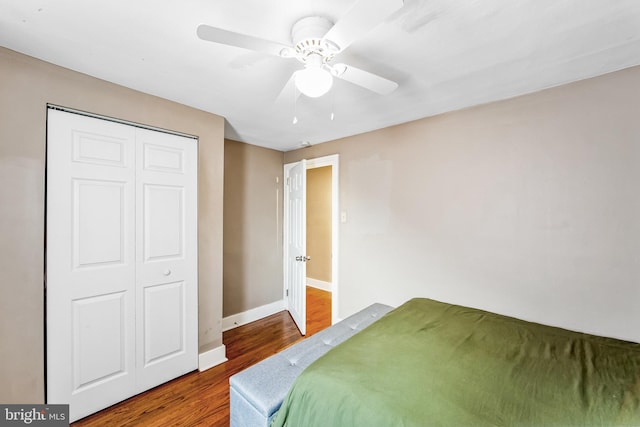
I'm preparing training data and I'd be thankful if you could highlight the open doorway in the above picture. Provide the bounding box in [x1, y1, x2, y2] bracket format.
[306, 165, 333, 334]
[305, 154, 339, 330]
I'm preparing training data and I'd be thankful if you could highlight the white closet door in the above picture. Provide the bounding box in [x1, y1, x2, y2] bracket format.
[47, 109, 137, 421]
[135, 128, 198, 391]
[46, 110, 198, 422]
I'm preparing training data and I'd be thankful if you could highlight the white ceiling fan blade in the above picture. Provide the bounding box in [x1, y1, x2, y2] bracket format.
[331, 63, 398, 95]
[197, 24, 295, 57]
[322, 0, 404, 52]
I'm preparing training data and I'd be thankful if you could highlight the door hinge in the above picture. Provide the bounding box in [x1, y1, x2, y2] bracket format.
[286, 289, 289, 297]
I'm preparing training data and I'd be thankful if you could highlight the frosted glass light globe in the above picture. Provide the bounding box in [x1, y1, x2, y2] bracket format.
[295, 67, 333, 98]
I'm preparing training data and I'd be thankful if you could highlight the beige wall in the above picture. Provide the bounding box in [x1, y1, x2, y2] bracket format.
[285, 65, 640, 343]
[223, 139, 284, 316]
[0, 47, 225, 403]
[306, 166, 332, 283]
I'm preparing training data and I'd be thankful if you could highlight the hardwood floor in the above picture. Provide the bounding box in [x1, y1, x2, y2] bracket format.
[306, 285, 332, 334]
[72, 287, 331, 426]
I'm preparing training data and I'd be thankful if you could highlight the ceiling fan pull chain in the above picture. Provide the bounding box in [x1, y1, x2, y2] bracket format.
[330, 86, 335, 121]
[293, 81, 299, 125]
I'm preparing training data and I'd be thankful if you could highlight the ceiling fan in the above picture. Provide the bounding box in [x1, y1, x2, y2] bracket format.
[197, 0, 403, 99]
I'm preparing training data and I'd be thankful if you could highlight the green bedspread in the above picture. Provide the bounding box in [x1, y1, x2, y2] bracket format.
[271, 298, 640, 426]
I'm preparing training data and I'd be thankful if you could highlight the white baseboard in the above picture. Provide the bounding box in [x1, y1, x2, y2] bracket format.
[198, 344, 227, 372]
[307, 278, 332, 292]
[222, 299, 285, 332]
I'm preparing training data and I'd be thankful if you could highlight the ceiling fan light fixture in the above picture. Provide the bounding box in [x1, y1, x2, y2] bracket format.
[295, 66, 333, 98]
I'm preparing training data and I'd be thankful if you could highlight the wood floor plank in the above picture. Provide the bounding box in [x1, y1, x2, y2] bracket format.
[72, 287, 331, 426]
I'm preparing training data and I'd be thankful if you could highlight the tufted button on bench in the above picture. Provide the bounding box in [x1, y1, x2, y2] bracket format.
[229, 303, 393, 427]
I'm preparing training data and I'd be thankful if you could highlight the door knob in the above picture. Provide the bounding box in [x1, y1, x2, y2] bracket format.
[305, 256, 311, 261]
[163, 269, 172, 276]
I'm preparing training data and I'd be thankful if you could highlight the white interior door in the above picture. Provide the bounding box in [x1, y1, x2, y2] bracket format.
[46, 109, 198, 422]
[284, 160, 307, 335]
[135, 128, 198, 391]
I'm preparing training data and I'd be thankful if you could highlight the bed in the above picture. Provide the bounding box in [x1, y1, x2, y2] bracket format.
[271, 298, 640, 426]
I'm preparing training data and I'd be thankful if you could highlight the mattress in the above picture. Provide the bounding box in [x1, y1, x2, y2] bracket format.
[272, 298, 640, 426]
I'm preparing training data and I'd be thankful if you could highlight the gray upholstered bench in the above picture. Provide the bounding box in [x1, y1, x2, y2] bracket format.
[229, 303, 393, 427]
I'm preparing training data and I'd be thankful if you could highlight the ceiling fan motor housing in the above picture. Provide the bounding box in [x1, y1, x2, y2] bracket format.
[291, 16, 338, 65]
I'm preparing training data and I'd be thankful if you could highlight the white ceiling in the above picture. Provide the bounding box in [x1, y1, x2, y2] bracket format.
[1, 0, 639, 151]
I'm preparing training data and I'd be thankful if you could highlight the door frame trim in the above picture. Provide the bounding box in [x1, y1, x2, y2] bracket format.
[283, 154, 340, 325]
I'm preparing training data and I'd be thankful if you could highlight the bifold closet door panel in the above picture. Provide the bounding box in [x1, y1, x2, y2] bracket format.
[134, 127, 198, 391]
[46, 109, 137, 422]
